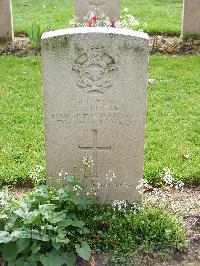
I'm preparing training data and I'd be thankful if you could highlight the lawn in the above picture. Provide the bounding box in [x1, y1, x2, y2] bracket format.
[12, 0, 183, 35]
[0, 55, 199, 186]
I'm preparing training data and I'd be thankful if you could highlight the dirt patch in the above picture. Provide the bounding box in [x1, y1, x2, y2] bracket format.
[0, 36, 199, 56]
[150, 35, 200, 55]
[0, 37, 40, 56]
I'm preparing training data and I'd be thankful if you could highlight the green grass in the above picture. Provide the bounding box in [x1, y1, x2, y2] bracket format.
[0, 57, 44, 184]
[13, 0, 73, 34]
[0, 55, 199, 185]
[146, 55, 200, 184]
[122, 0, 183, 34]
[12, 0, 183, 35]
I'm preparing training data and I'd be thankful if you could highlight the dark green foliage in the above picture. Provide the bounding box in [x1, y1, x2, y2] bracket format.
[83, 203, 186, 263]
[0, 184, 186, 265]
[0, 183, 92, 265]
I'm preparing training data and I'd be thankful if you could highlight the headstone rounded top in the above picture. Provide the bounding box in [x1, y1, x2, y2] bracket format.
[41, 27, 149, 41]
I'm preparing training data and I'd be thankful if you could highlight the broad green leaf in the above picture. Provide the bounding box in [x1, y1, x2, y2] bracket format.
[8, 261, 16, 266]
[0, 214, 8, 219]
[14, 209, 26, 218]
[31, 229, 50, 241]
[65, 252, 77, 266]
[39, 204, 56, 212]
[52, 239, 62, 250]
[31, 243, 40, 254]
[10, 231, 31, 240]
[1, 242, 18, 261]
[41, 224, 55, 230]
[55, 234, 70, 244]
[17, 239, 30, 253]
[0, 231, 11, 243]
[29, 253, 40, 262]
[75, 242, 91, 261]
[41, 210, 66, 224]
[59, 218, 74, 228]
[15, 257, 25, 266]
[15, 258, 37, 266]
[72, 219, 85, 228]
[40, 250, 66, 266]
[23, 211, 41, 225]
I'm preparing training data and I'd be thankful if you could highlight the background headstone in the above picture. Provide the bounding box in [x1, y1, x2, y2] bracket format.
[74, 0, 120, 24]
[42, 27, 149, 202]
[182, 0, 200, 37]
[0, 0, 13, 41]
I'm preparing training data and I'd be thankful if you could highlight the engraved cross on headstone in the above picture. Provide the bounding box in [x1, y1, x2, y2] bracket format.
[78, 129, 111, 178]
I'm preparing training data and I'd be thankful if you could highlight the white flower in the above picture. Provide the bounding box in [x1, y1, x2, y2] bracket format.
[161, 168, 184, 190]
[136, 179, 149, 190]
[112, 200, 128, 212]
[82, 154, 94, 168]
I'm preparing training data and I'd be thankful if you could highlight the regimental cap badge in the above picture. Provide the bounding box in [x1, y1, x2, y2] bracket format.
[72, 47, 117, 94]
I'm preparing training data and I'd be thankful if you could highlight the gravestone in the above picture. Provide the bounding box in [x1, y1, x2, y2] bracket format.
[74, 0, 120, 25]
[42, 27, 149, 202]
[0, 0, 13, 41]
[182, 0, 200, 37]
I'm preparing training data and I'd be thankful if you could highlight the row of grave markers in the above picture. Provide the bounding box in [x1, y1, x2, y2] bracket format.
[0, 0, 200, 42]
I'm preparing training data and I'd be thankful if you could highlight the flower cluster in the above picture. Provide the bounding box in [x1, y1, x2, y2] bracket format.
[112, 199, 128, 212]
[29, 165, 45, 186]
[70, 7, 140, 30]
[58, 170, 69, 180]
[82, 154, 94, 169]
[105, 170, 117, 182]
[136, 178, 150, 191]
[119, 8, 140, 29]
[161, 168, 184, 189]
[137, 169, 184, 192]
[0, 189, 10, 209]
[70, 8, 112, 28]
[112, 200, 142, 214]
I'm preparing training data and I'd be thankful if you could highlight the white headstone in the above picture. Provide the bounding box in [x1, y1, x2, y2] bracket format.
[0, 0, 13, 41]
[74, 0, 120, 25]
[182, 0, 200, 37]
[42, 27, 149, 202]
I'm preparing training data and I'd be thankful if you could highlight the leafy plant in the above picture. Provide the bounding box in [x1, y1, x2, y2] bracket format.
[83, 203, 186, 264]
[0, 177, 93, 265]
[0, 170, 187, 265]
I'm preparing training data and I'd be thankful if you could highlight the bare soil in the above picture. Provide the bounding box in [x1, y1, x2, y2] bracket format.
[0, 35, 200, 56]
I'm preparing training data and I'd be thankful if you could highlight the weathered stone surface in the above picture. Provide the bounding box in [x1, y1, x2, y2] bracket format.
[74, 0, 120, 23]
[0, 0, 13, 41]
[182, 0, 200, 37]
[42, 27, 149, 202]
